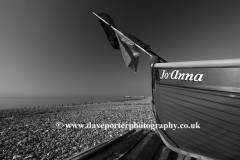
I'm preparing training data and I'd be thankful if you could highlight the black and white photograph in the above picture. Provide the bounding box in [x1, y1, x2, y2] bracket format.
[1, 1, 240, 160]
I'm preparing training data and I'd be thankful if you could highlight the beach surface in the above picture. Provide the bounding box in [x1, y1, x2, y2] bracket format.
[0, 97, 156, 160]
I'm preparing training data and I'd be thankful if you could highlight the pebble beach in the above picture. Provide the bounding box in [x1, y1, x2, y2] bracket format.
[0, 97, 157, 160]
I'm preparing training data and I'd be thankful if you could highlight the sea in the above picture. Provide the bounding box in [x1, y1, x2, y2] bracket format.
[0, 96, 128, 110]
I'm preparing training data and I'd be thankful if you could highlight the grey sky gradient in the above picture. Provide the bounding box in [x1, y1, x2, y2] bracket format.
[0, 0, 240, 97]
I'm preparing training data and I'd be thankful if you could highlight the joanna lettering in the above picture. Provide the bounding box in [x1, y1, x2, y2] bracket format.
[160, 70, 203, 82]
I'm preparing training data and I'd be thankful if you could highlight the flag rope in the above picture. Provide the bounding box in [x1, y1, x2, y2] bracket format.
[92, 12, 152, 57]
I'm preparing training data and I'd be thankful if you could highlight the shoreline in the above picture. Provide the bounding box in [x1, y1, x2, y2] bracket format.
[0, 96, 150, 111]
[0, 97, 151, 119]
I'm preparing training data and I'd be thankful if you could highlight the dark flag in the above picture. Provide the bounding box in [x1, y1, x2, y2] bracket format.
[95, 13, 120, 49]
[115, 31, 140, 72]
[94, 13, 167, 71]
[95, 13, 152, 52]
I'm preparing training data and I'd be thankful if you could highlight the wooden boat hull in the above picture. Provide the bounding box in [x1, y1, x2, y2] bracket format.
[152, 60, 240, 160]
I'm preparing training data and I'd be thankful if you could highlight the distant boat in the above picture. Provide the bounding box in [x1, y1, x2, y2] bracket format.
[124, 96, 131, 98]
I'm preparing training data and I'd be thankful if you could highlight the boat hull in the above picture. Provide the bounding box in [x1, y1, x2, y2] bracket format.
[152, 62, 240, 160]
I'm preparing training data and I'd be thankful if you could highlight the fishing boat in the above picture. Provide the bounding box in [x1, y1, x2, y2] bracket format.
[151, 59, 240, 160]
[93, 12, 240, 160]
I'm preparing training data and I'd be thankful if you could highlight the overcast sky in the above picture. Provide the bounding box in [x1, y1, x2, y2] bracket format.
[0, 0, 240, 98]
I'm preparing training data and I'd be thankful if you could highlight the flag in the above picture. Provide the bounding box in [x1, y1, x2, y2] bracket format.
[94, 13, 151, 52]
[115, 30, 141, 72]
[95, 13, 120, 49]
[94, 12, 167, 71]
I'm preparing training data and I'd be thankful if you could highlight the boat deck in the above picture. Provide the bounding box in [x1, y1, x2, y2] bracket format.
[65, 129, 198, 160]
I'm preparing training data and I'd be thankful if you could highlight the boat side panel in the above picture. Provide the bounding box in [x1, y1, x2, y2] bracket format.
[153, 67, 240, 160]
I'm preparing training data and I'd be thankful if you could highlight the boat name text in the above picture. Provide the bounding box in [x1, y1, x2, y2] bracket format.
[160, 70, 204, 82]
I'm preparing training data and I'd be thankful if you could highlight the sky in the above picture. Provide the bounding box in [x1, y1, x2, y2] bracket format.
[0, 0, 240, 98]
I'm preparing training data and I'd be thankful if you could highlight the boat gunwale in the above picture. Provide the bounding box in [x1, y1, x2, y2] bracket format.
[151, 59, 240, 68]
